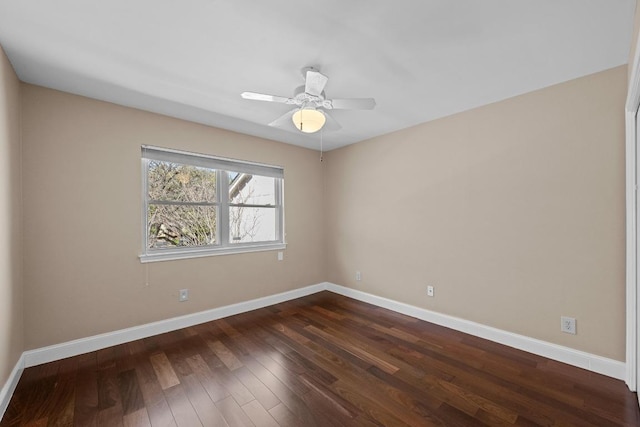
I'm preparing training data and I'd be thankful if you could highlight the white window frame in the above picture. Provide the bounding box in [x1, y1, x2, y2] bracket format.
[140, 145, 285, 263]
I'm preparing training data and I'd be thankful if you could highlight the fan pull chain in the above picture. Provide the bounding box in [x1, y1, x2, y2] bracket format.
[320, 128, 323, 162]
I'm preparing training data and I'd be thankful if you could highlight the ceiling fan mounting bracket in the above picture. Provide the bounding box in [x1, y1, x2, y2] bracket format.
[300, 66, 319, 78]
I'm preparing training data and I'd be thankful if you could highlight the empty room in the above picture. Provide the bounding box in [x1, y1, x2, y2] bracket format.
[2, 1, 640, 426]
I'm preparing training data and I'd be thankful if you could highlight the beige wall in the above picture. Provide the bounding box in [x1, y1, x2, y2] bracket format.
[21, 85, 325, 349]
[0, 47, 23, 386]
[324, 66, 627, 361]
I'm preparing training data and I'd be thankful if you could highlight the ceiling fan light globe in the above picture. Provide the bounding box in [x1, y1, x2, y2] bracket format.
[292, 108, 326, 133]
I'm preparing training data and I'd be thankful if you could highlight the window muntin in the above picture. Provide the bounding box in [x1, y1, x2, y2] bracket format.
[141, 146, 284, 262]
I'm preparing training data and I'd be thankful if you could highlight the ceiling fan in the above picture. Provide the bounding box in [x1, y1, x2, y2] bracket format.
[241, 67, 376, 134]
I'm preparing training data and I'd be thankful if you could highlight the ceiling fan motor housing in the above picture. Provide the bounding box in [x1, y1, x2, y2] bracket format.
[293, 85, 326, 108]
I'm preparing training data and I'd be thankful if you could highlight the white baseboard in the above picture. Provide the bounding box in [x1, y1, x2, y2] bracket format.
[23, 283, 325, 368]
[18, 281, 624, 382]
[325, 283, 626, 380]
[0, 354, 25, 421]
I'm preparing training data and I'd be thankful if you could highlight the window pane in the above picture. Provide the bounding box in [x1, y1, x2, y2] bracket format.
[148, 160, 216, 203]
[228, 173, 275, 205]
[229, 207, 276, 243]
[148, 204, 217, 248]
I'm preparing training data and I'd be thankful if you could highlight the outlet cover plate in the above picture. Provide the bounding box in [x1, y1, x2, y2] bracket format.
[179, 289, 189, 302]
[427, 286, 434, 297]
[561, 316, 576, 334]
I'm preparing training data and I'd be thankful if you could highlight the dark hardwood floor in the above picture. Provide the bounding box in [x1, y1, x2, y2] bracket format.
[1, 291, 639, 426]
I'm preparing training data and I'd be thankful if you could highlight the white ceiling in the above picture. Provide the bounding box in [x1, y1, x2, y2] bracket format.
[0, 0, 635, 151]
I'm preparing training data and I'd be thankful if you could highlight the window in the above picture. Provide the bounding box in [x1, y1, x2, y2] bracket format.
[141, 146, 285, 262]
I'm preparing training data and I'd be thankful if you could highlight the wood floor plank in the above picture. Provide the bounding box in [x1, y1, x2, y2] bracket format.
[22, 419, 47, 427]
[18, 373, 57, 424]
[185, 354, 230, 402]
[267, 402, 302, 427]
[134, 354, 177, 427]
[180, 373, 230, 426]
[163, 384, 203, 427]
[117, 369, 145, 416]
[215, 396, 254, 427]
[2, 291, 639, 427]
[208, 340, 244, 371]
[0, 396, 25, 427]
[304, 323, 400, 374]
[97, 367, 122, 411]
[243, 361, 318, 426]
[298, 387, 359, 427]
[162, 336, 197, 378]
[122, 407, 152, 427]
[149, 352, 180, 390]
[96, 403, 124, 427]
[297, 373, 360, 420]
[327, 379, 417, 427]
[233, 366, 280, 411]
[247, 354, 310, 397]
[241, 399, 279, 427]
[32, 356, 77, 426]
[73, 352, 99, 427]
[200, 354, 255, 406]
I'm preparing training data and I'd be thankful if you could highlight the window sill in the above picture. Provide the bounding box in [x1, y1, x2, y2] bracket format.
[139, 242, 287, 263]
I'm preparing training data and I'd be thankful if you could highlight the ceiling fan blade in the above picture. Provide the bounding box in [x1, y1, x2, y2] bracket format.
[305, 70, 328, 96]
[322, 111, 342, 132]
[327, 98, 376, 110]
[241, 92, 293, 104]
[268, 109, 296, 129]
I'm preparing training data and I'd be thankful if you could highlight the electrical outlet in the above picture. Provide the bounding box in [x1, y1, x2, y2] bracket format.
[179, 289, 189, 302]
[561, 316, 576, 334]
[427, 286, 434, 297]
[356, 271, 362, 281]
[277, 251, 284, 261]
